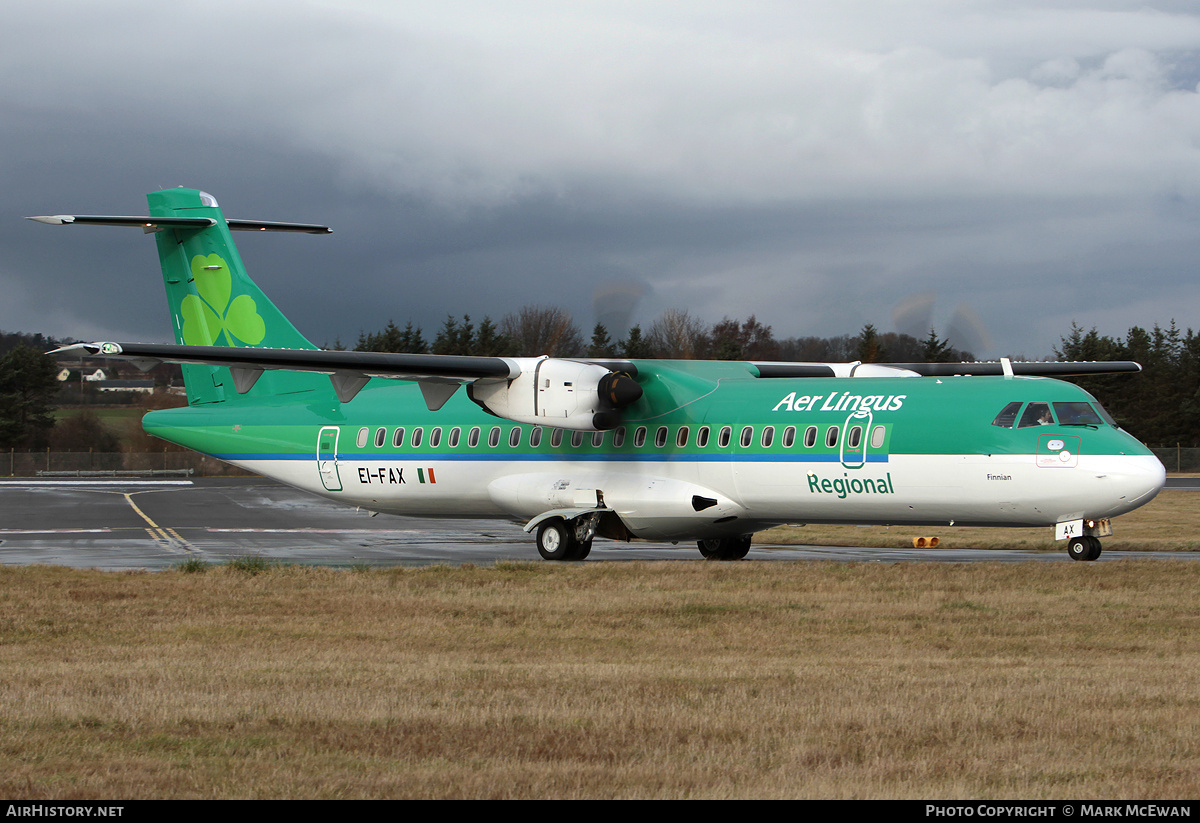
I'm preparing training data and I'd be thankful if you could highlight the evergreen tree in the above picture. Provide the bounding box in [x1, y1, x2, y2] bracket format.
[619, 325, 653, 359]
[856, 324, 885, 363]
[0, 345, 59, 450]
[473, 317, 507, 356]
[920, 328, 954, 363]
[588, 323, 616, 358]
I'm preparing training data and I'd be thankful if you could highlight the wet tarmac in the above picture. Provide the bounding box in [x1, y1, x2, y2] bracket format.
[0, 477, 1195, 570]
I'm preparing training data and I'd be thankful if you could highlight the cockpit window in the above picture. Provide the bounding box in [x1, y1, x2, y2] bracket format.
[1093, 402, 1118, 427]
[991, 402, 1022, 428]
[1017, 402, 1054, 428]
[1053, 402, 1104, 426]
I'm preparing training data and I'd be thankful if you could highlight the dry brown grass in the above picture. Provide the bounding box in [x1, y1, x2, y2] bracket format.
[2, 559, 1200, 799]
[760, 488, 1199, 551]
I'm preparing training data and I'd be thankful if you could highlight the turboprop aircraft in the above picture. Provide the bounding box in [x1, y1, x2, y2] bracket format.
[32, 188, 1165, 561]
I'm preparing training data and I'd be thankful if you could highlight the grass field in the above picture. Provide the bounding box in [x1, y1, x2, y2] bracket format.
[759, 489, 1199, 552]
[2, 552, 1199, 798]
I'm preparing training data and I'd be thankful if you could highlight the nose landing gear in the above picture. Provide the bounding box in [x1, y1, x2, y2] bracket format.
[1067, 535, 1102, 561]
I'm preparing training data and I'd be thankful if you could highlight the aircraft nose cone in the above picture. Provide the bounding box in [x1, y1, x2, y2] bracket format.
[1113, 455, 1166, 512]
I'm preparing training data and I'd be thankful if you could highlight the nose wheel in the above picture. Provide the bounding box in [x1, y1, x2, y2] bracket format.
[1067, 535, 1102, 561]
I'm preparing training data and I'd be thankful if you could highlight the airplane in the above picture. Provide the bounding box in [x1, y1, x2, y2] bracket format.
[31, 188, 1166, 562]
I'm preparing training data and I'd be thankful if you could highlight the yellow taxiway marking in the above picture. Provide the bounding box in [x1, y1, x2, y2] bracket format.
[123, 493, 197, 553]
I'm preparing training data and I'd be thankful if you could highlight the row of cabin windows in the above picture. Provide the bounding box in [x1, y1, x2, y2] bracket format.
[357, 423, 887, 451]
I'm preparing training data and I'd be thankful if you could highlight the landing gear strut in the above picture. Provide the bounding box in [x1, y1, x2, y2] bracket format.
[697, 535, 752, 561]
[1067, 535, 1102, 561]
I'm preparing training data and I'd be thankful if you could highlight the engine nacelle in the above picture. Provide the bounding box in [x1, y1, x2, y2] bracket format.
[467, 357, 641, 431]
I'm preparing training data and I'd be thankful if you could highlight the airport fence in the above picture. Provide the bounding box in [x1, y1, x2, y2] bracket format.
[1150, 447, 1200, 474]
[4, 451, 257, 478]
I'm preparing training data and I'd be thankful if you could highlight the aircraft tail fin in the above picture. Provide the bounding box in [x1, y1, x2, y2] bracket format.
[144, 188, 329, 404]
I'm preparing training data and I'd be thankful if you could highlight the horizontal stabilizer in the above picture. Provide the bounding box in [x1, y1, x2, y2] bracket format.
[27, 214, 331, 234]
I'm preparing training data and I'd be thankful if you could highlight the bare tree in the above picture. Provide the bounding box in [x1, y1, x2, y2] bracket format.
[646, 309, 711, 359]
[499, 306, 585, 357]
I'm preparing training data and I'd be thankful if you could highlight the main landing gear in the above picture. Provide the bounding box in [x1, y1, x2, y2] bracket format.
[535, 516, 594, 561]
[1067, 535, 1103, 561]
[697, 535, 752, 561]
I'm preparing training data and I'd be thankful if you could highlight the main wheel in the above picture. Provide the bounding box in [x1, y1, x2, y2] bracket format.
[697, 535, 752, 561]
[725, 535, 752, 560]
[537, 518, 577, 561]
[1086, 535, 1103, 561]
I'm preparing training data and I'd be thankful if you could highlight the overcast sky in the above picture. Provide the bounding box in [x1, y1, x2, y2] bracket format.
[4, 0, 1200, 359]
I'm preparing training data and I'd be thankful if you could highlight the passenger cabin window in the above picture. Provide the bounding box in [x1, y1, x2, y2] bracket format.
[782, 426, 796, 448]
[488, 427, 500, 447]
[676, 427, 689, 448]
[613, 427, 626, 448]
[374, 427, 387, 448]
[991, 402, 1022, 428]
[634, 427, 647, 447]
[761, 426, 774, 448]
[551, 429, 563, 447]
[509, 428, 522, 447]
[468, 427, 480, 448]
[740, 426, 754, 448]
[430, 427, 442, 448]
[448, 427, 460, 448]
[655, 427, 668, 448]
[1054, 402, 1104, 426]
[592, 431, 605, 447]
[530, 427, 542, 447]
[571, 431, 584, 448]
[870, 425, 886, 449]
[803, 426, 817, 448]
[356, 427, 369, 448]
[392, 427, 406, 448]
[847, 426, 862, 449]
[718, 427, 731, 448]
[1017, 403, 1053, 428]
[697, 426, 710, 448]
[825, 426, 839, 448]
[411, 427, 423, 448]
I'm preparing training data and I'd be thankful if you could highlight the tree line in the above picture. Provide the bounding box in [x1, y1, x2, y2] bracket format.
[1055, 321, 1200, 447]
[3, 316, 1199, 450]
[351, 307, 973, 364]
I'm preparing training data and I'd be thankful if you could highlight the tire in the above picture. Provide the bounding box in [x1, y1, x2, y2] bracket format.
[726, 535, 752, 560]
[697, 535, 751, 561]
[573, 539, 593, 561]
[1067, 536, 1090, 561]
[536, 518, 577, 561]
[1086, 536, 1103, 561]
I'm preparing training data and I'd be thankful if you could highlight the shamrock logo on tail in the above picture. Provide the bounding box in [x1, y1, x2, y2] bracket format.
[180, 254, 266, 346]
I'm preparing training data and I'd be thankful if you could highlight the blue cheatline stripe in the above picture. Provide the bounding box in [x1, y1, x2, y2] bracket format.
[215, 451, 891, 464]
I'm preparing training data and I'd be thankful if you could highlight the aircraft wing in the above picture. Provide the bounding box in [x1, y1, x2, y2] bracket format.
[52, 342, 517, 405]
[52, 341, 1140, 429]
[50, 342, 644, 429]
[749, 360, 1141, 377]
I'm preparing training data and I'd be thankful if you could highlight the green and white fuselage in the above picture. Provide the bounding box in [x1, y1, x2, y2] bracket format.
[35, 188, 1165, 560]
[141, 366, 1164, 540]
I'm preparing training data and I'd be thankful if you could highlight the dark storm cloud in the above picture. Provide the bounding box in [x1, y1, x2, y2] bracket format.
[4, 1, 1200, 358]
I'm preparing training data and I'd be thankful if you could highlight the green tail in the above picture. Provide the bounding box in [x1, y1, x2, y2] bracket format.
[147, 188, 327, 405]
